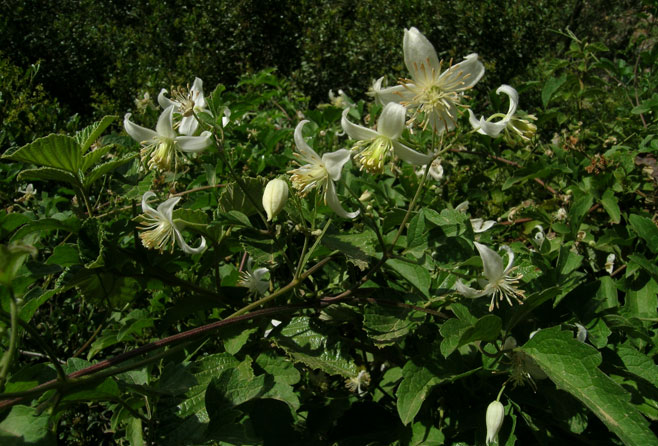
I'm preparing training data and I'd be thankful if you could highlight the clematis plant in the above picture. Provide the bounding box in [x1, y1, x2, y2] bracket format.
[124, 105, 211, 172]
[468, 85, 537, 142]
[138, 191, 206, 255]
[374, 27, 484, 133]
[238, 258, 269, 296]
[288, 120, 359, 219]
[455, 242, 525, 311]
[158, 77, 209, 136]
[341, 103, 432, 174]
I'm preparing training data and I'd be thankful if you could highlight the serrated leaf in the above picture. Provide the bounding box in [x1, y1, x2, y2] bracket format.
[440, 314, 501, 358]
[569, 193, 593, 236]
[274, 316, 358, 377]
[322, 230, 376, 262]
[616, 344, 658, 389]
[387, 258, 430, 298]
[542, 74, 567, 107]
[255, 352, 300, 386]
[10, 217, 80, 242]
[396, 361, 440, 425]
[521, 327, 658, 446]
[217, 177, 266, 216]
[423, 208, 469, 237]
[629, 214, 658, 253]
[363, 304, 425, 346]
[83, 153, 138, 188]
[3, 134, 81, 172]
[81, 144, 113, 171]
[75, 115, 117, 153]
[205, 358, 266, 418]
[17, 167, 79, 186]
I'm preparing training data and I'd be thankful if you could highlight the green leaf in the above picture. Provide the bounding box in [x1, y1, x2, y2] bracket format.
[440, 314, 502, 358]
[125, 417, 145, 446]
[205, 358, 266, 418]
[600, 189, 621, 224]
[255, 351, 301, 386]
[322, 230, 377, 263]
[83, 153, 138, 189]
[616, 343, 658, 389]
[423, 208, 468, 237]
[273, 316, 358, 378]
[363, 304, 425, 347]
[0, 405, 54, 445]
[521, 327, 658, 446]
[396, 360, 440, 425]
[629, 214, 658, 253]
[10, 217, 80, 242]
[542, 74, 567, 107]
[217, 177, 266, 217]
[75, 115, 117, 153]
[3, 134, 81, 172]
[81, 144, 113, 171]
[568, 193, 593, 236]
[17, 167, 78, 186]
[622, 278, 658, 321]
[387, 258, 430, 298]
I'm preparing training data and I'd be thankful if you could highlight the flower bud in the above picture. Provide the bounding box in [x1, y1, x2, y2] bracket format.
[262, 179, 288, 221]
[486, 400, 505, 445]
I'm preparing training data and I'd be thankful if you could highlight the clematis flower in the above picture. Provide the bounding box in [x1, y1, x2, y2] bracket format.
[468, 85, 537, 141]
[341, 103, 433, 174]
[345, 370, 371, 397]
[138, 191, 206, 254]
[158, 77, 209, 135]
[416, 158, 444, 181]
[374, 27, 484, 133]
[470, 218, 496, 233]
[288, 120, 359, 219]
[455, 242, 525, 311]
[124, 105, 211, 172]
[238, 258, 269, 296]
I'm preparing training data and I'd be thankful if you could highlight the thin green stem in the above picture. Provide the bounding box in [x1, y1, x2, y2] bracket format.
[0, 294, 19, 392]
[296, 219, 332, 279]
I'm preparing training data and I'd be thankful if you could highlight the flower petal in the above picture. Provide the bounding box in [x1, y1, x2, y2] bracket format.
[156, 196, 182, 220]
[124, 113, 158, 143]
[474, 242, 504, 283]
[455, 280, 484, 298]
[377, 103, 407, 139]
[326, 180, 359, 219]
[496, 84, 519, 119]
[374, 84, 414, 106]
[157, 89, 175, 109]
[156, 106, 177, 139]
[439, 53, 485, 92]
[341, 109, 379, 141]
[471, 218, 496, 233]
[177, 131, 211, 153]
[141, 191, 158, 216]
[174, 228, 207, 255]
[294, 120, 321, 162]
[392, 141, 433, 165]
[322, 148, 351, 181]
[179, 115, 199, 136]
[404, 27, 441, 85]
[500, 245, 515, 274]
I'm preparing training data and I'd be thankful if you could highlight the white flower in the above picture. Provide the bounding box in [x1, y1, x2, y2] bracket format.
[455, 200, 470, 213]
[485, 400, 505, 445]
[288, 120, 359, 219]
[471, 218, 496, 233]
[158, 77, 209, 135]
[416, 158, 444, 181]
[575, 323, 588, 343]
[138, 191, 206, 254]
[342, 103, 432, 174]
[124, 105, 211, 171]
[374, 27, 485, 133]
[238, 258, 269, 295]
[328, 89, 351, 108]
[468, 85, 537, 141]
[262, 178, 289, 221]
[455, 242, 525, 311]
[16, 184, 37, 202]
[605, 253, 615, 275]
[533, 225, 545, 247]
[345, 370, 371, 397]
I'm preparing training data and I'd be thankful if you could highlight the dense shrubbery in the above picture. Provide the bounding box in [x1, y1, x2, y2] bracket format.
[1, 2, 658, 446]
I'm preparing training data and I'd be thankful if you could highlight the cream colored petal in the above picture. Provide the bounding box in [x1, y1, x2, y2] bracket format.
[141, 191, 158, 216]
[500, 245, 515, 274]
[179, 116, 198, 136]
[374, 84, 415, 106]
[392, 141, 433, 166]
[496, 85, 519, 119]
[177, 131, 211, 153]
[474, 242, 504, 283]
[439, 53, 485, 92]
[455, 280, 483, 298]
[326, 180, 359, 219]
[322, 149, 351, 181]
[403, 27, 441, 84]
[156, 105, 177, 139]
[377, 103, 407, 139]
[156, 196, 182, 221]
[157, 89, 175, 109]
[124, 113, 158, 143]
[341, 109, 379, 141]
[174, 228, 207, 255]
[294, 120, 322, 163]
